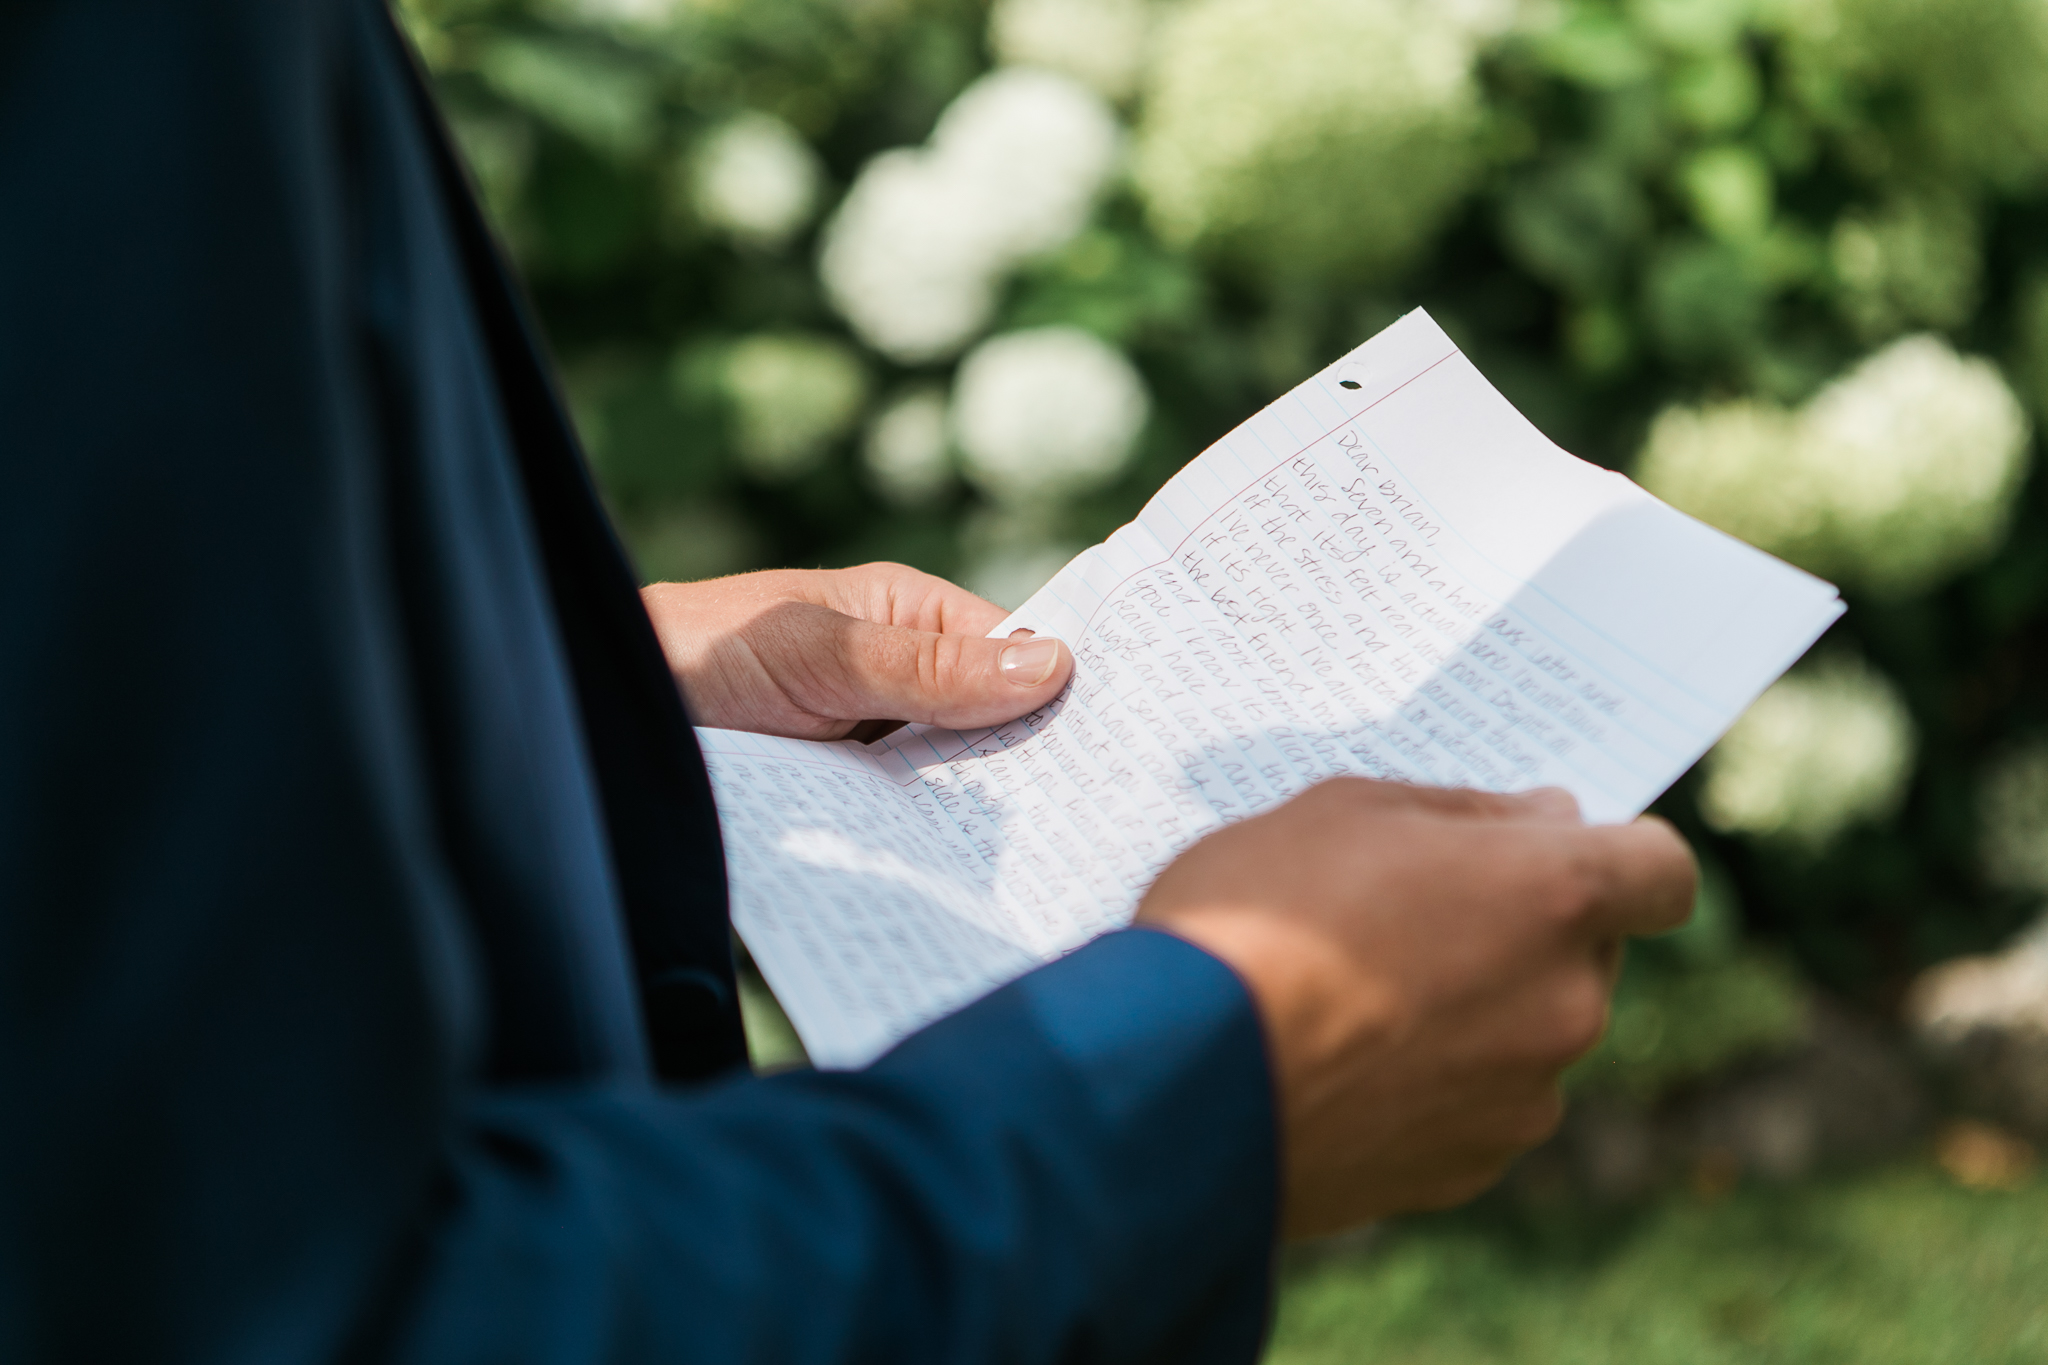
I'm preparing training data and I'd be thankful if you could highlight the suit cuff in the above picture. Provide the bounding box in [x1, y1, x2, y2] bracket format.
[877, 926, 1280, 1363]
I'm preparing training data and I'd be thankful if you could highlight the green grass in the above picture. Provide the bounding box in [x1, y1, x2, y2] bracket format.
[1267, 1165, 2048, 1365]
[739, 966, 808, 1072]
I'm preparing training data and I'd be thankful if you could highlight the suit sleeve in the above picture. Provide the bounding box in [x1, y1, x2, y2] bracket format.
[393, 932, 1277, 1365]
[0, 4, 1278, 1363]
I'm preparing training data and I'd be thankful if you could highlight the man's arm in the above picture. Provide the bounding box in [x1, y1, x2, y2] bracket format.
[0, 5, 1686, 1363]
[633, 568, 1694, 1238]
[0, 6, 1271, 1363]
[388, 932, 1274, 1364]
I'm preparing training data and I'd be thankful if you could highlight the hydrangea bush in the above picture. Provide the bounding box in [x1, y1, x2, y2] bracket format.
[398, 0, 2048, 1013]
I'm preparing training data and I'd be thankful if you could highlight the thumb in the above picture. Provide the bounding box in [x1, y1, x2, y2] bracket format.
[824, 615, 1074, 730]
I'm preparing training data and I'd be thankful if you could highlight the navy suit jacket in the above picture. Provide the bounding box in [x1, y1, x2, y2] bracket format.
[0, 2, 1277, 1361]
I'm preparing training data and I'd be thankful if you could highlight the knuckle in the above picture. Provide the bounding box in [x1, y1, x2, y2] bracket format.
[839, 559, 912, 582]
[1507, 1089, 1567, 1149]
[1664, 844, 1702, 918]
[1412, 784, 1512, 820]
[1297, 776, 1374, 817]
[1547, 971, 1612, 1061]
[1418, 1158, 1514, 1211]
[915, 632, 949, 694]
[831, 562, 924, 620]
[1447, 788, 1509, 819]
[1322, 775, 1381, 804]
[1634, 820, 1698, 914]
[1533, 846, 1597, 932]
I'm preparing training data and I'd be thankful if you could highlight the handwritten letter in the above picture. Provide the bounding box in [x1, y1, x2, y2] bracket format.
[700, 310, 1844, 1068]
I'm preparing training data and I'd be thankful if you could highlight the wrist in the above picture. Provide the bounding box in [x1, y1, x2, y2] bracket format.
[1133, 906, 1401, 1129]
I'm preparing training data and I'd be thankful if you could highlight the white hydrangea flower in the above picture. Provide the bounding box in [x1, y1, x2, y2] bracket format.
[988, 0, 1152, 100]
[1134, 0, 1485, 280]
[1701, 657, 1917, 850]
[819, 70, 1122, 363]
[1979, 740, 2048, 894]
[817, 151, 1004, 364]
[862, 387, 954, 506]
[1637, 334, 2032, 596]
[952, 327, 1150, 505]
[1800, 336, 2031, 592]
[691, 113, 823, 250]
[927, 67, 1125, 260]
[1635, 399, 1819, 555]
[721, 334, 868, 481]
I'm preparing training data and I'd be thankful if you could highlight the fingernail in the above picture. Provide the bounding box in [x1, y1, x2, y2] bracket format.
[1000, 637, 1062, 687]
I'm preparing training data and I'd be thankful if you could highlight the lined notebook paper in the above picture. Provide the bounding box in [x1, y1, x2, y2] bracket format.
[700, 310, 1845, 1068]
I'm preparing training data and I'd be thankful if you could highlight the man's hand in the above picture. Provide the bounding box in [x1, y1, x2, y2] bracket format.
[1136, 779, 1695, 1239]
[641, 563, 1073, 740]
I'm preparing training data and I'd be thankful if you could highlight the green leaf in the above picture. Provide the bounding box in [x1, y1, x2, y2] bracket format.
[475, 34, 659, 161]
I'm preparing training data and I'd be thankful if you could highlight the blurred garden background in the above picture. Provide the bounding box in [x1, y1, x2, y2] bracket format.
[397, 0, 2048, 1355]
